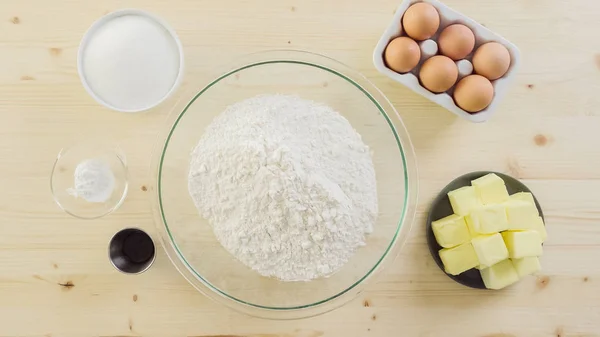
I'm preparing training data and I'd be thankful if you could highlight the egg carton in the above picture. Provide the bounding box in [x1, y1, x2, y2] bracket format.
[373, 0, 521, 123]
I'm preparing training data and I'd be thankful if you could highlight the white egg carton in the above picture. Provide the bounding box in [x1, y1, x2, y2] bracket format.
[373, 0, 521, 123]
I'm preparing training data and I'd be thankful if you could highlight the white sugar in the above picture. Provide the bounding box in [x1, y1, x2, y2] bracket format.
[80, 14, 181, 112]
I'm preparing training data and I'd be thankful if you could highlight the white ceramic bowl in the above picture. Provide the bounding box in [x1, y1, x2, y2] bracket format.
[77, 9, 184, 113]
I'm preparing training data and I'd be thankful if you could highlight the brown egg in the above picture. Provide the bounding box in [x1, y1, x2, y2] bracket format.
[453, 75, 494, 113]
[419, 55, 458, 93]
[384, 37, 421, 73]
[402, 2, 440, 41]
[473, 42, 511, 80]
[438, 24, 475, 60]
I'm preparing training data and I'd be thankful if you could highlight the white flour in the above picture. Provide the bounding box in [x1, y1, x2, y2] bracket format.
[67, 159, 115, 203]
[188, 95, 378, 281]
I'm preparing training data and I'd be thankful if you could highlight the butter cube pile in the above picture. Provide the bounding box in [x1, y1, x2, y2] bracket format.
[433, 173, 547, 290]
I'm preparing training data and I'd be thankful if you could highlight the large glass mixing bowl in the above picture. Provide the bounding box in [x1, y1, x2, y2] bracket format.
[151, 50, 418, 319]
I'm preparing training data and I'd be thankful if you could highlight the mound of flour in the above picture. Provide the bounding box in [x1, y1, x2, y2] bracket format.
[188, 94, 377, 281]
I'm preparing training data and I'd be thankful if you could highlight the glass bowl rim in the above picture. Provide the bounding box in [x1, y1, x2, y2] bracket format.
[152, 49, 418, 318]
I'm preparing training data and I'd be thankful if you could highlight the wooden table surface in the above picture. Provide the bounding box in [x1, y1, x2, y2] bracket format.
[2, 0, 600, 336]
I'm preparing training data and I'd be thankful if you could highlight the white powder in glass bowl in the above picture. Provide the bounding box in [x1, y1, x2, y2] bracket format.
[188, 95, 378, 281]
[67, 159, 115, 203]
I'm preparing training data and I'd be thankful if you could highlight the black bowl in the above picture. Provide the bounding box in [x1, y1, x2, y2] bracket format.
[426, 171, 545, 289]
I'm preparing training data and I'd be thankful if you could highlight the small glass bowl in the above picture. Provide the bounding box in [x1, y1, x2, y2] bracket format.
[51, 142, 128, 219]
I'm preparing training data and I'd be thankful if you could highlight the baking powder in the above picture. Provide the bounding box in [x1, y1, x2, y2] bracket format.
[68, 159, 115, 203]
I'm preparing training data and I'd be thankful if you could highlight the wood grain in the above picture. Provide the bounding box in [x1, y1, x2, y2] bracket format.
[1, 0, 600, 336]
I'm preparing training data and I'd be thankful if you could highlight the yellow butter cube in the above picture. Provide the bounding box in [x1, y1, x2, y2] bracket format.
[510, 192, 535, 205]
[480, 259, 520, 290]
[472, 233, 509, 268]
[505, 200, 539, 230]
[531, 216, 548, 242]
[448, 186, 482, 216]
[439, 242, 479, 275]
[502, 230, 543, 259]
[465, 204, 509, 234]
[471, 173, 509, 205]
[432, 214, 471, 248]
[465, 218, 478, 238]
[511, 257, 541, 278]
